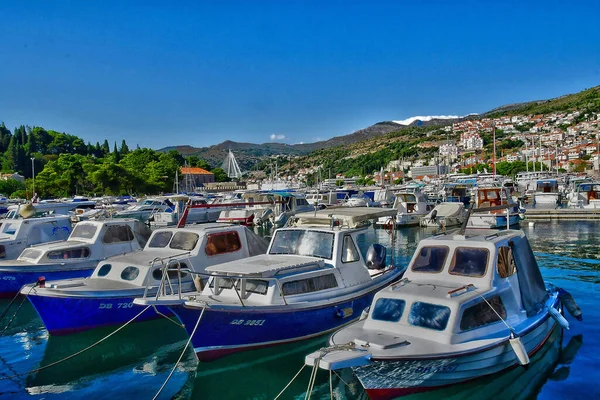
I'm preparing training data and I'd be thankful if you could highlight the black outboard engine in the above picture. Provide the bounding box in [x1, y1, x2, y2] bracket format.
[430, 209, 438, 222]
[366, 244, 387, 270]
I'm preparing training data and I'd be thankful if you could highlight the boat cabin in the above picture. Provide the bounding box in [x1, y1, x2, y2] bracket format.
[16, 219, 151, 265]
[360, 230, 548, 346]
[536, 179, 559, 193]
[0, 215, 72, 260]
[85, 224, 268, 290]
[200, 208, 399, 306]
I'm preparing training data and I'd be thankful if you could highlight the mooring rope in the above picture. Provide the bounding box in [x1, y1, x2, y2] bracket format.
[0, 305, 151, 381]
[0, 284, 37, 336]
[152, 303, 207, 400]
[273, 364, 307, 400]
[151, 305, 185, 328]
[0, 291, 24, 322]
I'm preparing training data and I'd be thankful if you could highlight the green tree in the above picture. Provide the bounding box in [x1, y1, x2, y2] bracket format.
[119, 140, 130, 155]
[211, 167, 230, 182]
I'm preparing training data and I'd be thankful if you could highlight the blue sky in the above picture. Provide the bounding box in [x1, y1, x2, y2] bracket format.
[1, 0, 599, 149]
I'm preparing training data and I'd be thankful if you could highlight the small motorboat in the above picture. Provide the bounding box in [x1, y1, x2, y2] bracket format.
[420, 202, 467, 228]
[134, 207, 404, 361]
[21, 224, 269, 335]
[0, 213, 72, 263]
[375, 189, 433, 228]
[467, 186, 523, 229]
[304, 205, 581, 399]
[0, 219, 151, 298]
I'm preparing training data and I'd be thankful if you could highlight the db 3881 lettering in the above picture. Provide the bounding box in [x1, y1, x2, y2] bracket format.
[229, 319, 265, 326]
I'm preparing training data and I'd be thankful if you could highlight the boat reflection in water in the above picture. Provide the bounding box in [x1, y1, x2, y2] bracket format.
[308, 328, 582, 400]
[190, 336, 329, 399]
[25, 318, 194, 399]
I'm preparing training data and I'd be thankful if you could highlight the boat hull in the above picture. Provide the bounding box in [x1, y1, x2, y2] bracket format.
[467, 213, 521, 229]
[174, 281, 400, 361]
[26, 292, 171, 335]
[0, 267, 94, 298]
[354, 316, 557, 400]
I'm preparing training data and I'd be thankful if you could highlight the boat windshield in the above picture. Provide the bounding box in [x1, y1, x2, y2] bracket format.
[20, 249, 42, 260]
[449, 247, 489, 277]
[269, 230, 334, 259]
[411, 246, 449, 273]
[71, 223, 98, 239]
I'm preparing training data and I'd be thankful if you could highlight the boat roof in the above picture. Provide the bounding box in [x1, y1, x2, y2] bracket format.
[293, 207, 397, 228]
[205, 254, 324, 277]
[422, 228, 523, 246]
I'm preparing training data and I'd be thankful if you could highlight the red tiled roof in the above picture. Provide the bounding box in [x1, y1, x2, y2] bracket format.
[180, 167, 213, 175]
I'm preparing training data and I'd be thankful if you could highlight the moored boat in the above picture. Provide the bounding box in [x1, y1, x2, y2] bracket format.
[420, 202, 467, 228]
[304, 206, 581, 399]
[21, 223, 268, 334]
[1, 219, 150, 298]
[134, 207, 404, 361]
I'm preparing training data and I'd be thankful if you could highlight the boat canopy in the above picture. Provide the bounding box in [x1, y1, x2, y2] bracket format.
[509, 234, 549, 317]
[205, 254, 324, 277]
[293, 208, 397, 228]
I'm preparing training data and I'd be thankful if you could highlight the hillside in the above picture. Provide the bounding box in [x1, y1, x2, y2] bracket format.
[159, 118, 466, 170]
[484, 85, 600, 117]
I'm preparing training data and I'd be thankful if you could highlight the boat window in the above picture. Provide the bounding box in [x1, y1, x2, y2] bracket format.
[341, 235, 360, 263]
[20, 249, 42, 260]
[497, 246, 517, 278]
[372, 298, 406, 322]
[411, 246, 449, 273]
[408, 302, 451, 331]
[269, 230, 334, 259]
[152, 262, 188, 281]
[460, 296, 507, 331]
[121, 266, 139, 281]
[281, 273, 338, 296]
[2, 223, 17, 235]
[205, 232, 241, 256]
[102, 225, 135, 243]
[149, 231, 173, 248]
[47, 247, 91, 260]
[97, 264, 112, 277]
[209, 277, 235, 289]
[71, 223, 98, 239]
[170, 232, 199, 251]
[236, 279, 269, 295]
[449, 247, 489, 277]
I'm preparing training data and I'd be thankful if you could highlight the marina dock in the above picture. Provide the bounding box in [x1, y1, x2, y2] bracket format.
[524, 208, 600, 220]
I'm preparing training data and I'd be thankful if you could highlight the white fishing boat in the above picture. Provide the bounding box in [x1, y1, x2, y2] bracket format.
[21, 224, 269, 334]
[216, 191, 314, 227]
[376, 190, 433, 228]
[0, 212, 72, 263]
[1, 219, 151, 298]
[533, 179, 562, 207]
[304, 206, 581, 400]
[134, 207, 403, 361]
[566, 181, 600, 209]
[467, 186, 523, 228]
[420, 202, 467, 228]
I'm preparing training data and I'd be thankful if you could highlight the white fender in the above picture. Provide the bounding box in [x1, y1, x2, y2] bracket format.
[509, 335, 530, 366]
[548, 306, 570, 330]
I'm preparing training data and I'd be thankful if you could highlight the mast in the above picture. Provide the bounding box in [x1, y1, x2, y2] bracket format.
[492, 123, 496, 178]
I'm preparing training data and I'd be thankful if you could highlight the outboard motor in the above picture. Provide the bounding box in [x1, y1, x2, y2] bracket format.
[366, 244, 387, 270]
[429, 209, 438, 222]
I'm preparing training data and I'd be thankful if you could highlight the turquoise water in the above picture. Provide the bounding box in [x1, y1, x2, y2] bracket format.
[0, 221, 598, 399]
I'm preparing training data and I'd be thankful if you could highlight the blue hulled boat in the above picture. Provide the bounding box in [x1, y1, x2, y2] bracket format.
[21, 224, 268, 335]
[1, 219, 150, 298]
[135, 207, 404, 361]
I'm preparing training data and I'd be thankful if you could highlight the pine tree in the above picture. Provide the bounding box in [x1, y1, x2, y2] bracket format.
[113, 142, 120, 163]
[102, 139, 110, 156]
[119, 139, 130, 155]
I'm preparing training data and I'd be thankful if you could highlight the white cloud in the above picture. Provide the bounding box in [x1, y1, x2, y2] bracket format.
[392, 115, 460, 125]
[270, 134, 286, 141]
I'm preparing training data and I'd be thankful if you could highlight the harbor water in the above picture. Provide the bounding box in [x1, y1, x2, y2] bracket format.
[0, 221, 598, 399]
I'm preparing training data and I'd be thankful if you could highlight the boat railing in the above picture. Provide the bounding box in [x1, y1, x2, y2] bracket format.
[176, 200, 285, 227]
[144, 252, 192, 300]
[147, 260, 400, 308]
